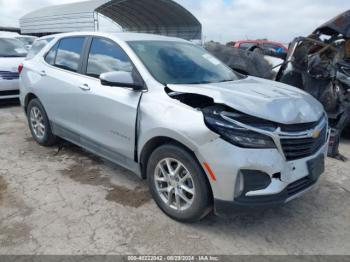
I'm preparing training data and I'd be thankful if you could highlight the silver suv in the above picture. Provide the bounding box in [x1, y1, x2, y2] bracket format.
[20, 32, 328, 222]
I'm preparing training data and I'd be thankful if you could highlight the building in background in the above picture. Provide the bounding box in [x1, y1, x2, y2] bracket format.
[19, 0, 202, 41]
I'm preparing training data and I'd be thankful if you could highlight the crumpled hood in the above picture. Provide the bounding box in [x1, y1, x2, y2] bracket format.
[168, 76, 325, 124]
[0, 57, 24, 72]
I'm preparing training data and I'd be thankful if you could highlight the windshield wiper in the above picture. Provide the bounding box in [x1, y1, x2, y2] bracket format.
[217, 79, 234, 83]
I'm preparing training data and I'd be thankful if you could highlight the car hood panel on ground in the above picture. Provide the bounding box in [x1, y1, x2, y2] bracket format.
[168, 76, 324, 125]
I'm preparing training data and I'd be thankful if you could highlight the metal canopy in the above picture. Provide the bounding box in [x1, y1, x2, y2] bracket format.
[20, 0, 202, 40]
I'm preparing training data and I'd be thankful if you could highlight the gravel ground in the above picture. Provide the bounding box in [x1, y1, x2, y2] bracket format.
[0, 105, 349, 255]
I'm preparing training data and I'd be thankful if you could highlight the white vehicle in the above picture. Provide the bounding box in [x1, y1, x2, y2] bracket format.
[0, 31, 19, 37]
[20, 32, 328, 222]
[15, 35, 38, 50]
[0, 37, 27, 100]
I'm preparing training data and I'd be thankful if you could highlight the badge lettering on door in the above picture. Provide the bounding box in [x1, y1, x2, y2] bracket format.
[110, 130, 131, 141]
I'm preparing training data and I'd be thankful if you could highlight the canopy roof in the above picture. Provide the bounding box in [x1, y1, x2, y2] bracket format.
[20, 0, 202, 40]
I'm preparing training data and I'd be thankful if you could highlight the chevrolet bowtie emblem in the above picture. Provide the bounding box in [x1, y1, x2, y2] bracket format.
[312, 129, 321, 139]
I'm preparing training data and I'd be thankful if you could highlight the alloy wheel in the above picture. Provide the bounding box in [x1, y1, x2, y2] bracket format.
[154, 158, 195, 211]
[30, 106, 46, 139]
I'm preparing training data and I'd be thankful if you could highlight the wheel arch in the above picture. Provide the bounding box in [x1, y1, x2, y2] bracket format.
[139, 136, 214, 203]
[24, 93, 39, 113]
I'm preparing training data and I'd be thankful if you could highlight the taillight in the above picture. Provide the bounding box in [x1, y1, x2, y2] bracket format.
[18, 64, 23, 74]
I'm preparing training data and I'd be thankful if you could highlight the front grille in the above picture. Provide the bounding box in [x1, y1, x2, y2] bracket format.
[281, 126, 327, 161]
[287, 176, 315, 196]
[0, 71, 19, 80]
[280, 121, 319, 132]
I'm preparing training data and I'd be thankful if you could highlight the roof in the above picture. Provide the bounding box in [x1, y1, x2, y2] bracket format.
[20, 0, 202, 40]
[39, 32, 189, 45]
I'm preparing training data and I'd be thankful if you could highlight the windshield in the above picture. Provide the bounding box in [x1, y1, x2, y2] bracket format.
[128, 41, 239, 85]
[0, 38, 27, 57]
[16, 37, 36, 46]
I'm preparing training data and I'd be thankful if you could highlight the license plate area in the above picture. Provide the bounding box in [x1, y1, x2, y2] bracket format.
[307, 154, 325, 181]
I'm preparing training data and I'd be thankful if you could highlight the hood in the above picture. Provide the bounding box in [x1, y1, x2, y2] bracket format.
[168, 76, 324, 125]
[0, 57, 24, 72]
[314, 10, 350, 38]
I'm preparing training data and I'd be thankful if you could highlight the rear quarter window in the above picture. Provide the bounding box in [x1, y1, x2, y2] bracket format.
[45, 42, 59, 65]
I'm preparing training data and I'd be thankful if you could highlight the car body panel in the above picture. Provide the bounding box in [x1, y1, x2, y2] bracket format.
[76, 75, 142, 160]
[168, 76, 324, 125]
[315, 10, 350, 37]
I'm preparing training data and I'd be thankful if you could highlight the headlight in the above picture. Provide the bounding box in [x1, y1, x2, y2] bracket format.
[204, 113, 276, 149]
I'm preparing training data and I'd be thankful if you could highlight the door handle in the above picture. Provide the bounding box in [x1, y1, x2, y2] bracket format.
[39, 70, 46, 77]
[79, 84, 91, 91]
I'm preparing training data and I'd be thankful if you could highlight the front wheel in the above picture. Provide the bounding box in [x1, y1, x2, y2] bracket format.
[147, 144, 212, 222]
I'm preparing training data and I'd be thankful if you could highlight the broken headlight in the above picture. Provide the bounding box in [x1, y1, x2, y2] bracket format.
[204, 111, 276, 149]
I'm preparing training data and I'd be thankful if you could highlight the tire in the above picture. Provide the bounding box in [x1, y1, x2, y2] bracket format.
[27, 98, 57, 146]
[147, 144, 212, 222]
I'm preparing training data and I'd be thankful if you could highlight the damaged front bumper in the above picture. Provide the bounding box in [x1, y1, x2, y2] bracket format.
[195, 119, 329, 213]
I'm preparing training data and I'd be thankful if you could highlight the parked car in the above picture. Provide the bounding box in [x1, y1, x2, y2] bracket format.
[0, 31, 19, 37]
[15, 35, 38, 50]
[229, 40, 288, 53]
[20, 32, 328, 222]
[0, 36, 27, 100]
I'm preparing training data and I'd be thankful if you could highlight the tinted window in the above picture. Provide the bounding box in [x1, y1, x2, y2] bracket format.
[16, 36, 37, 46]
[45, 42, 59, 65]
[239, 43, 255, 50]
[129, 41, 239, 85]
[55, 37, 85, 72]
[263, 43, 285, 53]
[86, 38, 133, 78]
[27, 38, 53, 60]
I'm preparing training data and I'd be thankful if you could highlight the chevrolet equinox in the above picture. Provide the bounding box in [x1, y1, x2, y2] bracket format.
[20, 32, 328, 222]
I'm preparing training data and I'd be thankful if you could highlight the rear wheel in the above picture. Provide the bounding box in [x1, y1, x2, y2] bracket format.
[147, 144, 212, 222]
[27, 98, 57, 146]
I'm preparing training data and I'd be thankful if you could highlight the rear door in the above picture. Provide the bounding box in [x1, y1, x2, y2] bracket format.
[37, 37, 88, 135]
[76, 37, 143, 163]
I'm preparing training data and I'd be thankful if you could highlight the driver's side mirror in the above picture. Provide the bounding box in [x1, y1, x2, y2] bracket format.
[100, 71, 144, 91]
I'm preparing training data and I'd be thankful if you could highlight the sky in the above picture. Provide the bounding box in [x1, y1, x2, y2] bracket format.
[0, 0, 348, 44]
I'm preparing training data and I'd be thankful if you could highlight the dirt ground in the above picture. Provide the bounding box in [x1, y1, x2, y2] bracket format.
[0, 104, 349, 255]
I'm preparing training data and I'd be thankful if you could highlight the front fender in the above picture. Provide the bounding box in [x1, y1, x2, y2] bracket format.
[137, 91, 219, 160]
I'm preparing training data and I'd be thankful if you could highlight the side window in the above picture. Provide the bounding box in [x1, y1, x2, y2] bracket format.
[45, 42, 59, 65]
[239, 43, 255, 50]
[263, 43, 280, 52]
[26, 38, 53, 60]
[55, 37, 85, 73]
[86, 38, 133, 78]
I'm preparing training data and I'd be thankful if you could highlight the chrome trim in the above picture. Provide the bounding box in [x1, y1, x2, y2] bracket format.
[220, 112, 328, 161]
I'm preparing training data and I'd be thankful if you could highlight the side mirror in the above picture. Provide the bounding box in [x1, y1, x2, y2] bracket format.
[100, 71, 144, 91]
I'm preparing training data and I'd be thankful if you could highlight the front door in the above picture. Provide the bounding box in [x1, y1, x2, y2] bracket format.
[76, 37, 142, 164]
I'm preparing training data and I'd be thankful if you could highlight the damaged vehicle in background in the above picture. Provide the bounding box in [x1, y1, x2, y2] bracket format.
[274, 10, 350, 160]
[20, 32, 328, 222]
[207, 10, 350, 161]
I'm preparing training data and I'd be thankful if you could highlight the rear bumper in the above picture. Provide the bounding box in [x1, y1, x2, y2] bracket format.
[0, 80, 19, 99]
